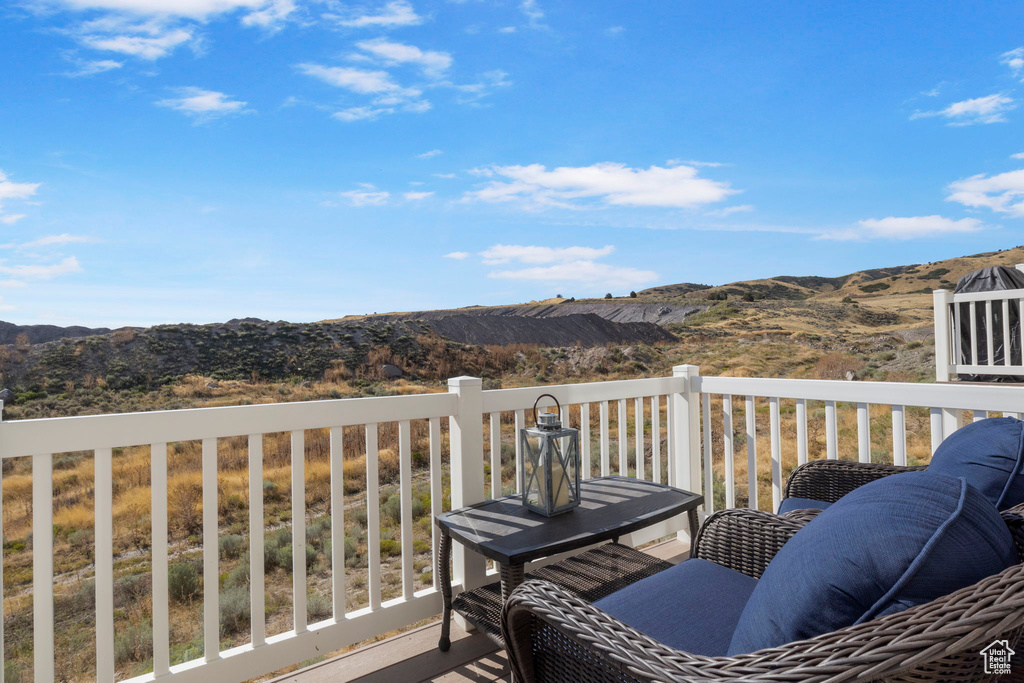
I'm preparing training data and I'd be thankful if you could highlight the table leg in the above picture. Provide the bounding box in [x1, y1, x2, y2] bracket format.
[438, 530, 452, 652]
[500, 563, 525, 602]
[688, 508, 700, 547]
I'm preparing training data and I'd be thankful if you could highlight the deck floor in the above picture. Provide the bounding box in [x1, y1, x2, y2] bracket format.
[273, 539, 688, 683]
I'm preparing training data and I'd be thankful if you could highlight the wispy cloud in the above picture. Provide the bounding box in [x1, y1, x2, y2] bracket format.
[468, 243, 656, 289]
[330, 1, 422, 28]
[0, 256, 82, 280]
[911, 94, 1015, 126]
[65, 58, 124, 77]
[298, 62, 430, 118]
[947, 168, 1024, 216]
[338, 188, 391, 206]
[157, 87, 250, 121]
[15, 234, 96, 249]
[0, 170, 41, 225]
[1002, 47, 1024, 79]
[81, 26, 194, 60]
[403, 191, 433, 200]
[480, 244, 615, 264]
[519, 0, 546, 28]
[462, 162, 738, 210]
[417, 149, 442, 159]
[444, 251, 470, 260]
[355, 38, 452, 77]
[819, 215, 985, 241]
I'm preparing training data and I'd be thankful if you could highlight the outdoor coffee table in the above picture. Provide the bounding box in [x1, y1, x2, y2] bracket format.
[434, 475, 702, 650]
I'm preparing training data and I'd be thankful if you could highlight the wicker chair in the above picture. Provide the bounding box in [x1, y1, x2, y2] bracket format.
[501, 504, 1024, 682]
[783, 459, 927, 507]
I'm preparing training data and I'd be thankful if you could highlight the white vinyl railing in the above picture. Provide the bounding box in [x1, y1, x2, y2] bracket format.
[0, 374, 692, 683]
[934, 277, 1024, 381]
[8, 366, 1024, 682]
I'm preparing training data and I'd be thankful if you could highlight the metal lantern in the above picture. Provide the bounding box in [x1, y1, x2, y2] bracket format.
[519, 394, 580, 516]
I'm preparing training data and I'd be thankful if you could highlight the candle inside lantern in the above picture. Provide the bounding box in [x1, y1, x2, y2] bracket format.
[538, 446, 571, 509]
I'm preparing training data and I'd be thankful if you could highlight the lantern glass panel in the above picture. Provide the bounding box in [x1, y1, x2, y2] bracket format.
[519, 425, 580, 516]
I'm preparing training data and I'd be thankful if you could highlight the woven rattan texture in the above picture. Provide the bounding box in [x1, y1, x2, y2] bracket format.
[453, 543, 671, 644]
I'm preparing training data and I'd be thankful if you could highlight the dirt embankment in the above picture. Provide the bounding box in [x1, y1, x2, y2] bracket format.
[422, 313, 676, 347]
[363, 301, 704, 326]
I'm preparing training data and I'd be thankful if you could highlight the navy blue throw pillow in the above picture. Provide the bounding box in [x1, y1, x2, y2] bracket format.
[928, 417, 1024, 510]
[728, 471, 1017, 655]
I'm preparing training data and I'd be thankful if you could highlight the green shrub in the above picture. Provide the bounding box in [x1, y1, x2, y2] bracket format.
[220, 586, 250, 636]
[169, 563, 200, 603]
[227, 554, 249, 587]
[382, 494, 402, 526]
[114, 620, 153, 664]
[413, 539, 431, 554]
[379, 539, 401, 557]
[114, 573, 148, 609]
[306, 543, 317, 569]
[307, 593, 332, 621]
[219, 534, 246, 560]
[858, 282, 890, 293]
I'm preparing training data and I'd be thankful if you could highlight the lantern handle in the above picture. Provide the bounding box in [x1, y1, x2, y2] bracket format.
[533, 393, 561, 425]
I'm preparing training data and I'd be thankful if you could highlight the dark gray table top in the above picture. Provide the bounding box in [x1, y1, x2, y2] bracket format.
[435, 476, 702, 566]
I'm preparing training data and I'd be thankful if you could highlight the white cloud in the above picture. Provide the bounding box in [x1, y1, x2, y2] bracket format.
[605, 25, 624, 36]
[54, 0, 266, 19]
[706, 204, 754, 217]
[433, 173, 457, 178]
[0, 171, 41, 225]
[1002, 48, 1024, 79]
[241, 0, 296, 28]
[332, 106, 393, 121]
[489, 261, 658, 288]
[355, 39, 452, 77]
[1011, 152, 1024, 160]
[519, 0, 545, 27]
[417, 149, 442, 159]
[331, 1, 422, 28]
[463, 162, 738, 210]
[0, 256, 82, 280]
[498, 26, 516, 33]
[819, 215, 985, 241]
[17, 234, 96, 249]
[66, 59, 124, 76]
[338, 189, 390, 206]
[451, 243, 657, 289]
[403, 191, 433, 200]
[911, 94, 1015, 126]
[0, 172, 41, 202]
[81, 27, 195, 59]
[299, 64, 400, 93]
[157, 87, 250, 120]
[480, 244, 615, 264]
[298, 62, 430, 119]
[946, 169, 1024, 216]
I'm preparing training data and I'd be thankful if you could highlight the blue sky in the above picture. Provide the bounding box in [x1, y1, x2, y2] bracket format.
[4, 1, 1024, 326]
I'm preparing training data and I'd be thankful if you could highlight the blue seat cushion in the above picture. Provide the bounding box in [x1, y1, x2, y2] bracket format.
[594, 558, 757, 656]
[777, 497, 832, 514]
[728, 471, 1017, 655]
[928, 417, 1024, 510]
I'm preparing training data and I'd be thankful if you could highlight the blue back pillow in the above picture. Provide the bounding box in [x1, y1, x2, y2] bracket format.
[728, 471, 1017, 655]
[928, 417, 1024, 511]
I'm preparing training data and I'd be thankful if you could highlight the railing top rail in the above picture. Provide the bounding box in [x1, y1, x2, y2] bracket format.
[481, 376, 683, 413]
[948, 287, 1024, 303]
[697, 375, 1024, 412]
[0, 391, 456, 459]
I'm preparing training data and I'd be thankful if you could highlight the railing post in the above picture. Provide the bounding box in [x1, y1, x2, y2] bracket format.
[671, 365, 702, 541]
[447, 376, 486, 625]
[933, 289, 952, 382]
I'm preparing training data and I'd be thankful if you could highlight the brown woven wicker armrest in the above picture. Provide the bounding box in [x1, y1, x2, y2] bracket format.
[783, 460, 926, 503]
[690, 508, 811, 579]
[502, 562, 1024, 682]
